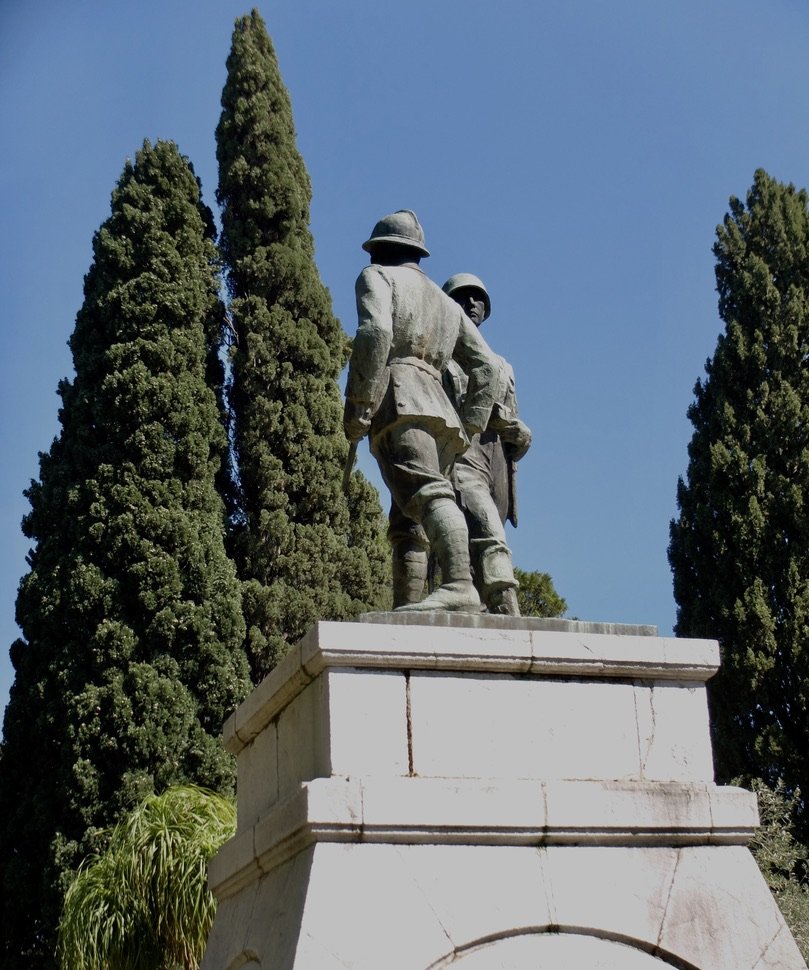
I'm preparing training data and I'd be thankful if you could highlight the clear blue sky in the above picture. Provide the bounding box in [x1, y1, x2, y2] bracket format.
[2, 0, 809, 717]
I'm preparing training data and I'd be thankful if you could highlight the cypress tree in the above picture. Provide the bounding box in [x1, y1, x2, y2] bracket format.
[0, 140, 251, 965]
[669, 169, 809, 811]
[216, 10, 390, 680]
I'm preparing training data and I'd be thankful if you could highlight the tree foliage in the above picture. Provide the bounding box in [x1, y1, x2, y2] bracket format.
[669, 169, 809, 809]
[216, 10, 389, 679]
[746, 779, 809, 962]
[57, 785, 234, 970]
[0, 140, 251, 966]
[514, 567, 567, 618]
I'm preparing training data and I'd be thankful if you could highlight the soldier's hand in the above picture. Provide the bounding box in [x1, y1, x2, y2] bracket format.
[500, 419, 532, 461]
[343, 400, 371, 443]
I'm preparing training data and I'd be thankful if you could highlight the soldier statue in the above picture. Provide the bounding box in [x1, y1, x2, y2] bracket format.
[441, 274, 532, 616]
[343, 210, 498, 612]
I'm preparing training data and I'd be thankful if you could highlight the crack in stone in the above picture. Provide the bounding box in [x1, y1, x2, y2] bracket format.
[751, 923, 790, 969]
[656, 847, 682, 953]
[633, 683, 644, 778]
[537, 843, 558, 931]
[393, 843, 455, 957]
[405, 671, 415, 775]
[635, 683, 656, 779]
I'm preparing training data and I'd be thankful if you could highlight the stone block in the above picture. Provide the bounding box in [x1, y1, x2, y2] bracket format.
[409, 672, 641, 780]
[253, 778, 363, 875]
[300, 618, 534, 674]
[234, 668, 409, 827]
[292, 843, 452, 969]
[226, 641, 312, 754]
[393, 843, 550, 951]
[325, 669, 409, 777]
[242, 848, 316, 970]
[199, 884, 257, 970]
[659, 845, 806, 969]
[276, 672, 329, 800]
[541, 844, 679, 948]
[757, 927, 809, 969]
[208, 826, 258, 900]
[358, 776, 546, 838]
[708, 783, 759, 835]
[529, 629, 718, 681]
[236, 719, 279, 831]
[529, 630, 661, 675]
[634, 680, 714, 781]
[543, 780, 713, 842]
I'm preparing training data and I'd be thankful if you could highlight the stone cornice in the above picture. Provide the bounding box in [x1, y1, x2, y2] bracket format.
[209, 777, 757, 900]
[223, 620, 719, 755]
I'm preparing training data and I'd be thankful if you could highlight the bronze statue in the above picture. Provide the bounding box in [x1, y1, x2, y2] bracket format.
[344, 211, 498, 612]
[442, 274, 532, 615]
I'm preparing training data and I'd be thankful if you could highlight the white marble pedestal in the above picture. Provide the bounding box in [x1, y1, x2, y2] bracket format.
[201, 615, 806, 969]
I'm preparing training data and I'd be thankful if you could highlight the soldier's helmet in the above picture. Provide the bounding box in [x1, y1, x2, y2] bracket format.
[442, 273, 491, 321]
[362, 209, 430, 257]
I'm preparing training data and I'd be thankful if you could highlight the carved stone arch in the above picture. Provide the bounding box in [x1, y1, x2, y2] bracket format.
[425, 928, 703, 970]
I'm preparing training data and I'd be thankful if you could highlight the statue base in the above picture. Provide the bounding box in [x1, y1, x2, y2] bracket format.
[201, 617, 806, 969]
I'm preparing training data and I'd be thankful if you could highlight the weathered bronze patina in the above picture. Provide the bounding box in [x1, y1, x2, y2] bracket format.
[344, 211, 498, 612]
[442, 273, 532, 615]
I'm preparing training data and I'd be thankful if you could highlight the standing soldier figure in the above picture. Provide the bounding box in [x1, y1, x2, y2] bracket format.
[343, 211, 498, 612]
[441, 273, 532, 616]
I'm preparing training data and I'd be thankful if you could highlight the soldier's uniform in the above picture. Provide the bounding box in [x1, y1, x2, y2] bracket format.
[442, 273, 532, 615]
[344, 212, 498, 612]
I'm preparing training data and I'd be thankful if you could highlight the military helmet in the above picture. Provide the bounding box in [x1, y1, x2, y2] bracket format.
[362, 209, 430, 257]
[442, 273, 491, 321]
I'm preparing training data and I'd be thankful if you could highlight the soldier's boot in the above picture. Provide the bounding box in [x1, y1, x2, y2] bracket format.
[392, 542, 429, 608]
[488, 587, 520, 616]
[474, 544, 521, 616]
[396, 499, 481, 613]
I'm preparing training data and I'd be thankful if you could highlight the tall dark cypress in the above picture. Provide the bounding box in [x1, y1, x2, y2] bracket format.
[0, 140, 251, 966]
[216, 11, 390, 680]
[669, 170, 809, 817]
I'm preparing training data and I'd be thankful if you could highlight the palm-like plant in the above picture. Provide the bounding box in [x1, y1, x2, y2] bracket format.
[57, 785, 235, 970]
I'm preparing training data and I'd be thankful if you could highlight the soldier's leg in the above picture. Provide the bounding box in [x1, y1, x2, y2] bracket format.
[411, 495, 482, 612]
[388, 502, 428, 608]
[454, 464, 520, 616]
[374, 424, 480, 612]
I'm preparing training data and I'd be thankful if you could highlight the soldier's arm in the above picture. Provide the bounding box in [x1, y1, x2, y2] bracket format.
[452, 312, 498, 437]
[344, 266, 393, 440]
[442, 359, 467, 417]
[489, 360, 532, 460]
[503, 361, 518, 415]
